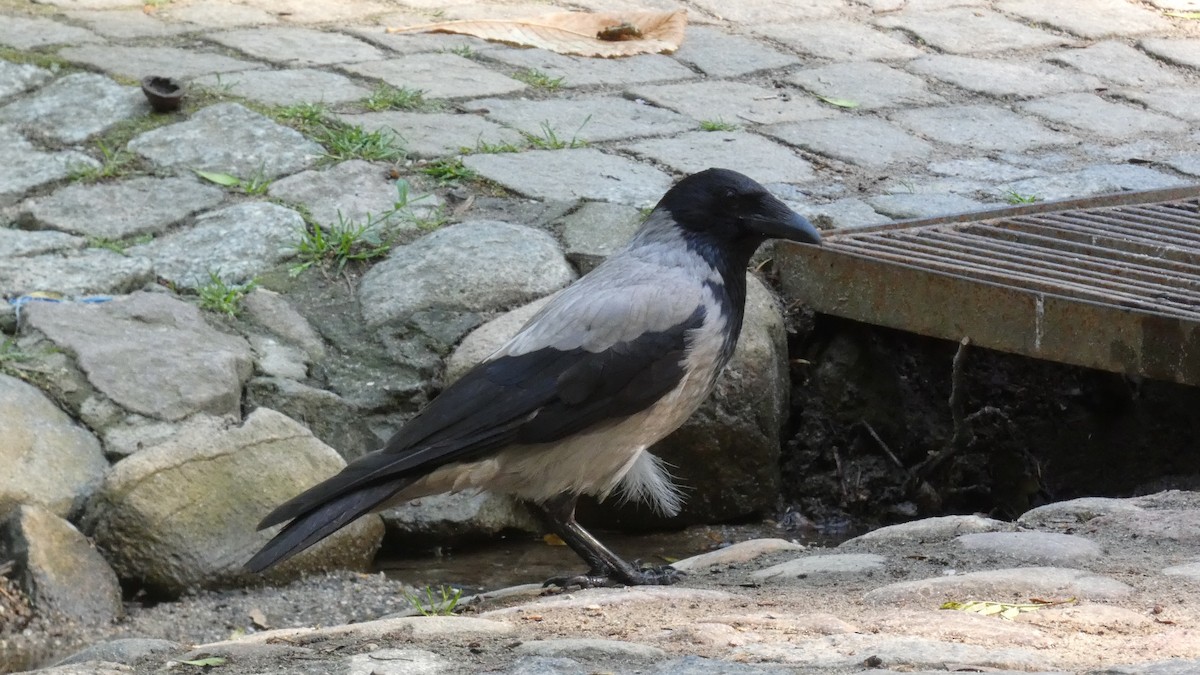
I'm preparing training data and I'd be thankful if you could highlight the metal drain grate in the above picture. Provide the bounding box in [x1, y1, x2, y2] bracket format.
[778, 186, 1200, 386]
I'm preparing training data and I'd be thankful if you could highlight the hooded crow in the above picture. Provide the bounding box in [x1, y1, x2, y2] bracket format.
[246, 168, 822, 587]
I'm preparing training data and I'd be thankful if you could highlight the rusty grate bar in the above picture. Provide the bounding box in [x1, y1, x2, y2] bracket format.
[777, 187, 1200, 386]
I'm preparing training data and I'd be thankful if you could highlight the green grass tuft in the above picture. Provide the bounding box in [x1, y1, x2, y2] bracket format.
[514, 68, 564, 90]
[197, 272, 257, 317]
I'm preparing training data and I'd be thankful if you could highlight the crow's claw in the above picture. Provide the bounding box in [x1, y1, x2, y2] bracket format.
[542, 563, 684, 589]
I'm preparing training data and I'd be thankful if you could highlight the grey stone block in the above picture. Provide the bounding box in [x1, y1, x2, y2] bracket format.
[999, 164, 1189, 202]
[463, 149, 673, 206]
[19, 176, 225, 239]
[0, 61, 53, 101]
[755, 20, 922, 61]
[159, 0, 277, 28]
[206, 26, 383, 66]
[1139, 38, 1200, 71]
[128, 201, 305, 288]
[557, 201, 642, 274]
[876, 8, 1074, 54]
[765, 117, 933, 169]
[867, 192, 987, 219]
[466, 96, 693, 143]
[0, 72, 149, 144]
[998, 0, 1172, 39]
[1117, 87, 1200, 123]
[0, 14, 103, 49]
[0, 249, 153, 296]
[907, 55, 1100, 98]
[686, 0, 843, 23]
[1019, 93, 1189, 139]
[620, 131, 816, 184]
[341, 54, 526, 99]
[481, 47, 695, 88]
[268, 158, 435, 230]
[0, 374, 107, 519]
[67, 8, 196, 39]
[0, 228, 84, 258]
[671, 26, 800, 77]
[1049, 41, 1185, 87]
[629, 80, 834, 126]
[336, 110, 524, 158]
[788, 61, 943, 110]
[193, 68, 372, 106]
[891, 104, 1074, 150]
[0, 127, 97, 206]
[128, 102, 322, 178]
[58, 44, 262, 80]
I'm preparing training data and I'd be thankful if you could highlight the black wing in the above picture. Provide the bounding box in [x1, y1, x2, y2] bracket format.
[245, 305, 705, 572]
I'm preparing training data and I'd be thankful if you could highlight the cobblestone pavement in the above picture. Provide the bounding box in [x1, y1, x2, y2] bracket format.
[4, 0, 1200, 674]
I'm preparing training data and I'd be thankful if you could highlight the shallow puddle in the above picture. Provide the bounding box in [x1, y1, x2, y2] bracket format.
[377, 522, 851, 592]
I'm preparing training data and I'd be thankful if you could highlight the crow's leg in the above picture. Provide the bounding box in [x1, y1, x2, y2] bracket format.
[529, 493, 682, 589]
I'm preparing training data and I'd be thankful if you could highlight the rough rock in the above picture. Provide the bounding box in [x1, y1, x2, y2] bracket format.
[127, 201, 304, 288]
[448, 274, 789, 527]
[752, 553, 887, 583]
[18, 177, 225, 240]
[735, 633, 1051, 671]
[672, 538, 805, 573]
[244, 377, 377, 461]
[463, 149, 674, 206]
[268, 159, 440, 229]
[0, 248, 154, 297]
[52, 638, 184, 667]
[0, 373, 107, 518]
[127, 102, 322, 179]
[0, 228, 84, 258]
[955, 531, 1103, 566]
[842, 514, 1016, 548]
[344, 648, 449, 675]
[100, 413, 228, 460]
[514, 639, 666, 660]
[241, 288, 326, 361]
[0, 72, 148, 143]
[381, 491, 539, 545]
[24, 293, 253, 422]
[358, 221, 575, 359]
[0, 505, 122, 626]
[193, 68, 371, 106]
[199, 614, 515, 647]
[83, 408, 384, 594]
[556, 201, 642, 274]
[864, 567, 1134, 606]
[249, 335, 308, 380]
[0, 127, 99, 206]
[0, 60, 54, 100]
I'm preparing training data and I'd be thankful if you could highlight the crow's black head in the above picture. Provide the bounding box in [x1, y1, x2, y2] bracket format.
[655, 168, 822, 251]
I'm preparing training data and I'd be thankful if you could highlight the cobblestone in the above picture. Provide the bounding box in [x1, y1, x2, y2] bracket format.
[765, 117, 933, 169]
[1138, 38, 1200, 70]
[754, 20, 922, 61]
[1019, 93, 1189, 140]
[0, 72, 147, 144]
[0, 61, 53, 100]
[192, 68, 372, 107]
[58, 44, 262, 80]
[206, 27, 384, 66]
[996, 0, 1172, 39]
[464, 149, 672, 206]
[876, 8, 1074, 54]
[892, 104, 1074, 151]
[1117, 87, 1200, 123]
[620, 131, 816, 184]
[18, 176, 225, 240]
[787, 61, 943, 110]
[67, 8, 196, 39]
[481, 48, 695, 88]
[1049, 41, 1185, 87]
[0, 14, 102, 49]
[629, 80, 834, 126]
[464, 96, 694, 143]
[907, 55, 1100, 98]
[341, 53, 526, 99]
[337, 110, 525, 158]
[671, 26, 800, 77]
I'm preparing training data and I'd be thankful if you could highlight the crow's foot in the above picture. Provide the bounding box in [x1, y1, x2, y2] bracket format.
[543, 563, 684, 589]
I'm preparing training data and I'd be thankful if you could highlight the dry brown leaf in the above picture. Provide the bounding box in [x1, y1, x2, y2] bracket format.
[387, 10, 687, 58]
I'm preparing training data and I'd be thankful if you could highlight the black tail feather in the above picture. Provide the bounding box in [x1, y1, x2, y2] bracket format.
[245, 482, 400, 573]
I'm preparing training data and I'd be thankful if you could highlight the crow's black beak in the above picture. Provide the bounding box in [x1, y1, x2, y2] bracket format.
[751, 198, 823, 246]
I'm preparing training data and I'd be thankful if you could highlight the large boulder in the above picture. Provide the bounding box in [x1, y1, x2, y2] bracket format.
[0, 374, 107, 518]
[0, 504, 123, 627]
[23, 293, 253, 422]
[447, 274, 790, 529]
[84, 408, 384, 595]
